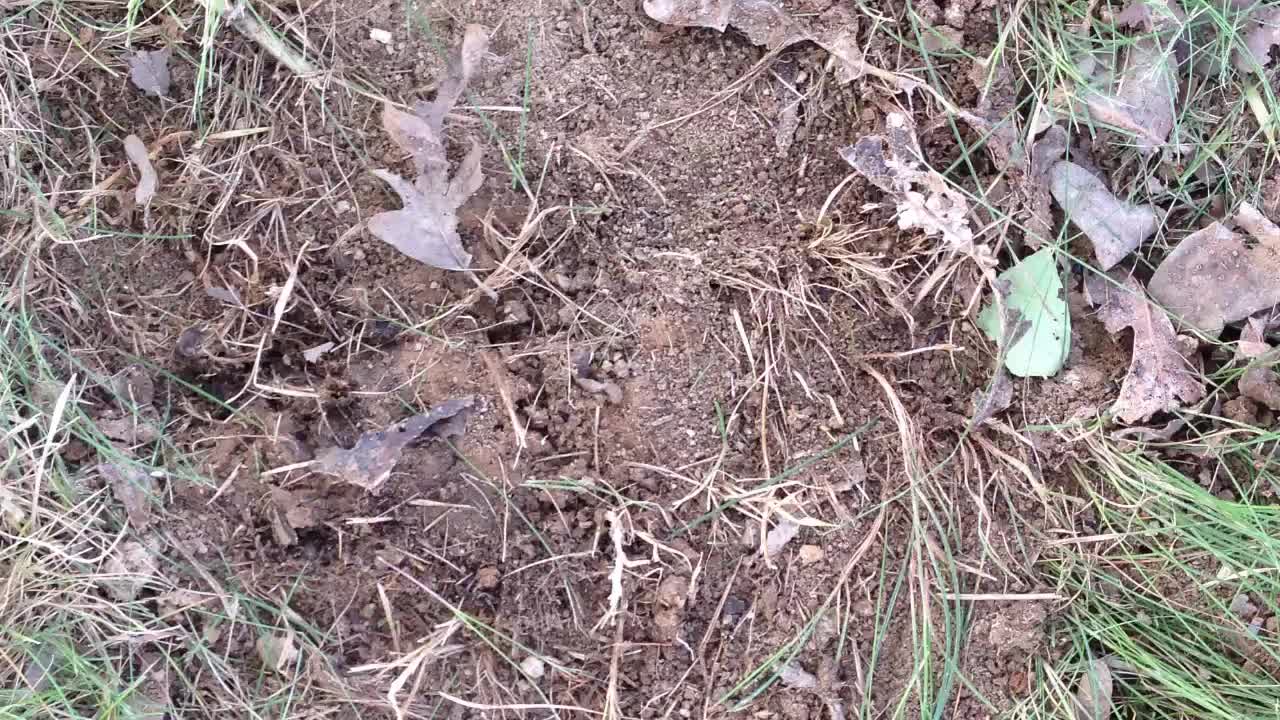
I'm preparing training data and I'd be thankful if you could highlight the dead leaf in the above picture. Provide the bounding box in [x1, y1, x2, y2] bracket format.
[1235, 7, 1280, 72]
[0, 485, 25, 529]
[257, 630, 299, 674]
[1148, 203, 1280, 336]
[643, 0, 867, 82]
[127, 47, 172, 97]
[763, 518, 800, 558]
[1084, 271, 1204, 423]
[777, 662, 818, 689]
[1072, 659, 1113, 720]
[99, 463, 159, 530]
[1081, 37, 1177, 152]
[841, 112, 974, 252]
[369, 26, 488, 272]
[101, 540, 159, 601]
[302, 341, 335, 363]
[313, 397, 474, 492]
[123, 652, 171, 720]
[21, 641, 57, 692]
[267, 488, 319, 546]
[109, 365, 154, 408]
[970, 368, 1014, 427]
[97, 408, 162, 445]
[1112, 0, 1187, 32]
[1050, 161, 1157, 270]
[1240, 347, 1280, 410]
[205, 286, 241, 305]
[124, 135, 157, 208]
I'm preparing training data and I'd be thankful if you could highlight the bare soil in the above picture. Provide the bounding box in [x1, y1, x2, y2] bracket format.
[6, 1, 1135, 717]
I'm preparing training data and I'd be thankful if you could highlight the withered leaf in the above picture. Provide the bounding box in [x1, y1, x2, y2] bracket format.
[127, 47, 172, 97]
[1084, 271, 1204, 423]
[1148, 203, 1280, 336]
[370, 26, 489, 272]
[643, 0, 867, 83]
[1081, 37, 1176, 153]
[1235, 8, 1280, 73]
[763, 518, 800, 558]
[777, 662, 818, 689]
[1072, 659, 1113, 720]
[101, 540, 159, 601]
[313, 397, 474, 492]
[100, 463, 159, 530]
[841, 112, 974, 252]
[124, 135, 157, 208]
[256, 630, 299, 674]
[1050, 161, 1156, 270]
[1238, 327, 1280, 409]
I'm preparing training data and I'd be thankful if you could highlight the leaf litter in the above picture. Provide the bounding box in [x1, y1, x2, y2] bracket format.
[1050, 161, 1157, 270]
[1084, 271, 1204, 423]
[124, 134, 157, 208]
[1072, 658, 1113, 720]
[257, 630, 300, 675]
[126, 47, 172, 97]
[369, 25, 487, 273]
[978, 247, 1070, 378]
[1147, 202, 1280, 337]
[100, 462, 159, 530]
[841, 112, 975, 253]
[313, 397, 474, 493]
[1237, 319, 1280, 410]
[642, 0, 867, 83]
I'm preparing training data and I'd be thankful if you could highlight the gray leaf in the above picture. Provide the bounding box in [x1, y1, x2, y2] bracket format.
[314, 397, 474, 492]
[1050, 161, 1156, 270]
[127, 48, 172, 97]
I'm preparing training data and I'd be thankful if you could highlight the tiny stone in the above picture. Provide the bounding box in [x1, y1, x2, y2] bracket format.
[798, 545, 824, 564]
[519, 654, 546, 679]
[475, 566, 500, 590]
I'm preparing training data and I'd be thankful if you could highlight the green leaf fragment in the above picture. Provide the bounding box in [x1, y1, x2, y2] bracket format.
[978, 248, 1070, 378]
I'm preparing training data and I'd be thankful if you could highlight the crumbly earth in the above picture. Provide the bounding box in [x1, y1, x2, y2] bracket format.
[6, 1, 1159, 718]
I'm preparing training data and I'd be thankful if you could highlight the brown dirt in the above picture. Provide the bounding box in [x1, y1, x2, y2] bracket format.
[4, 1, 1129, 718]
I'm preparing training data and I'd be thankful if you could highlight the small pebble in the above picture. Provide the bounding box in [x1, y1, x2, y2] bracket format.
[519, 655, 545, 680]
[798, 545, 824, 564]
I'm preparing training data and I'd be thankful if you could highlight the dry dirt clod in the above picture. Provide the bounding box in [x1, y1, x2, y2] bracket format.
[842, 112, 974, 252]
[475, 566, 501, 590]
[1050, 162, 1156, 270]
[574, 376, 623, 404]
[127, 47, 171, 97]
[369, 25, 488, 272]
[652, 574, 689, 642]
[1147, 203, 1280, 336]
[1084, 271, 1204, 423]
[100, 463, 159, 530]
[798, 544, 824, 564]
[313, 397, 474, 493]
